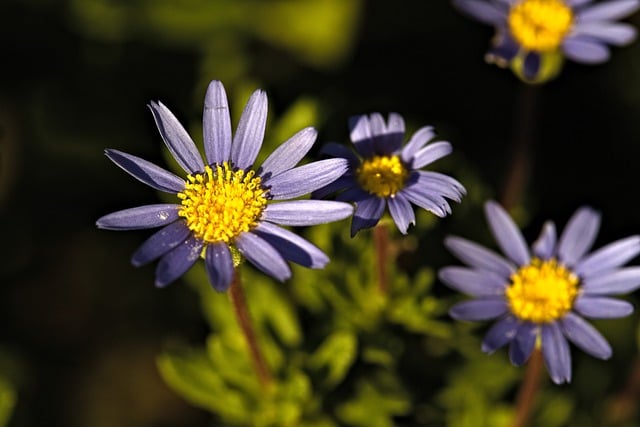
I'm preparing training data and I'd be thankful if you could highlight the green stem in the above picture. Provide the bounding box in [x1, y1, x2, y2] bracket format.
[229, 270, 272, 389]
[511, 348, 544, 427]
[373, 222, 390, 294]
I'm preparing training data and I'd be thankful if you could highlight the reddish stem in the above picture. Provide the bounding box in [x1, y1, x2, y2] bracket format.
[373, 222, 390, 294]
[512, 348, 544, 427]
[229, 271, 272, 389]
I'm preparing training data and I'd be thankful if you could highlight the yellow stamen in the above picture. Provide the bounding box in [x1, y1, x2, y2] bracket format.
[508, 0, 573, 52]
[356, 155, 408, 197]
[506, 258, 579, 323]
[177, 162, 267, 244]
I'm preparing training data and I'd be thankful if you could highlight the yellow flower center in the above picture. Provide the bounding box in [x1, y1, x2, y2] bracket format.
[508, 0, 573, 52]
[177, 162, 268, 244]
[505, 258, 579, 323]
[356, 155, 408, 197]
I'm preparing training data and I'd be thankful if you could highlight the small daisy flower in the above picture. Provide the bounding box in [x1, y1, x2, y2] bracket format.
[440, 200, 640, 384]
[97, 80, 353, 291]
[312, 113, 466, 236]
[453, 0, 640, 82]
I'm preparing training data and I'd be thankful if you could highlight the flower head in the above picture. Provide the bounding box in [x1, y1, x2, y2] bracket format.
[313, 113, 466, 236]
[97, 80, 353, 291]
[440, 200, 640, 384]
[453, 0, 640, 83]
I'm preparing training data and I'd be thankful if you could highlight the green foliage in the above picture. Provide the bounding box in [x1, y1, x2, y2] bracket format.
[0, 377, 15, 427]
[69, 0, 362, 69]
[437, 354, 519, 427]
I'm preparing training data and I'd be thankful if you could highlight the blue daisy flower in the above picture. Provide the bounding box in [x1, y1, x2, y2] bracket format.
[453, 0, 640, 82]
[97, 80, 353, 291]
[313, 113, 466, 236]
[440, 200, 640, 384]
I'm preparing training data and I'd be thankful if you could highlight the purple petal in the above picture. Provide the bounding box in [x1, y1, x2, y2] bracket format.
[131, 221, 191, 266]
[401, 126, 435, 163]
[576, 0, 640, 22]
[438, 266, 507, 296]
[369, 112, 405, 155]
[575, 236, 640, 278]
[148, 101, 204, 174]
[412, 171, 466, 202]
[449, 299, 508, 321]
[231, 89, 268, 170]
[562, 37, 611, 63]
[572, 22, 637, 45]
[486, 32, 520, 63]
[560, 312, 612, 359]
[254, 222, 329, 268]
[533, 221, 557, 260]
[453, 0, 507, 25]
[318, 142, 361, 167]
[412, 141, 453, 169]
[382, 112, 406, 153]
[337, 186, 371, 203]
[541, 323, 572, 384]
[581, 267, 640, 295]
[267, 158, 349, 200]
[348, 115, 375, 158]
[96, 204, 181, 230]
[263, 200, 354, 226]
[401, 185, 451, 217]
[387, 192, 415, 234]
[481, 315, 518, 354]
[205, 243, 234, 292]
[509, 322, 538, 366]
[557, 206, 601, 267]
[484, 200, 530, 266]
[260, 127, 317, 179]
[443, 236, 516, 277]
[311, 175, 355, 200]
[235, 231, 291, 281]
[203, 80, 232, 165]
[522, 52, 541, 81]
[573, 296, 634, 319]
[155, 235, 204, 287]
[105, 149, 185, 194]
[351, 196, 386, 236]
[567, 0, 594, 6]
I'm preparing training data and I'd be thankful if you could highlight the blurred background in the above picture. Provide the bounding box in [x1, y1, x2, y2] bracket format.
[2, 0, 640, 426]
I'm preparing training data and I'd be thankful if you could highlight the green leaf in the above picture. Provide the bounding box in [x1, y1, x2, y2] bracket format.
[308, 331, 358, 388]
[157, 348, 249, 422]
[336, 371, 411, 427]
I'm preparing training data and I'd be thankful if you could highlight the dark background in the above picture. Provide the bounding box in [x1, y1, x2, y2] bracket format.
[2, 0, 640, 426]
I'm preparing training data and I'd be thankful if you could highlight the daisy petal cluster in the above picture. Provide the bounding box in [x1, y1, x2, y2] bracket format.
[440, 200, 640, 384]
[313, 113, 466, 236]
[97, 80, 353, 291]
[453, 0, 640, 82]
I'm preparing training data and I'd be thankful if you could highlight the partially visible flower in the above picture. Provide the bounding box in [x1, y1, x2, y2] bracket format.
[453, 0, 640, 83]
[440, 200, 640, 384]
[312, 113, 466, 236]
[97, 80, 353, 291]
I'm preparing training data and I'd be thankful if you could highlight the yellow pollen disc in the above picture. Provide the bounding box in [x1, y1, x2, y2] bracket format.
[356, 155, 408, 197]
[177, 162, 267, 244]
[508, 0, 573, 52]
[505, 258, 579, 323]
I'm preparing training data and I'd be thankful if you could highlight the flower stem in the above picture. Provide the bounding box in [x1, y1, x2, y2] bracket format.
[603, 355, 640, 424]
[500, 84, 540, 210]
[511, 348, 544, 427]
[373, 222, 390, 294]
[229, 271, 272, 389]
